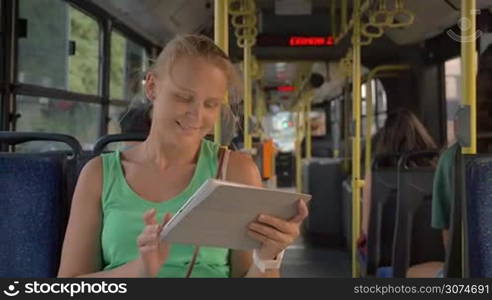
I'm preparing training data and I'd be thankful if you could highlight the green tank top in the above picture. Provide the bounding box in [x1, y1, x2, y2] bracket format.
[100, 139, 230, 277]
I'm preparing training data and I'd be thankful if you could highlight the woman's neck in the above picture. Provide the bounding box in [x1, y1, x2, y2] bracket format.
[140, 129, 201, 170]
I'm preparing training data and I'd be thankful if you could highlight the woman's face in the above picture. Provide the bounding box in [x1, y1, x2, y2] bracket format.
[147, 56, 227, 146]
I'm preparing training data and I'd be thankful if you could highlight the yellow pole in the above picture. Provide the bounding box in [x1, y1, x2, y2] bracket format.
[296, 106, 304, 192]
[244, 46, 252, 150]
[306, 99, 312, 160]
[341, 0, 347, 34]
[214, 0, 229, 144]
[343, 84, 350, 172]
[351, 0, 362, 278]
[461, 0, 477, 155]
[461, 0, 477, 279]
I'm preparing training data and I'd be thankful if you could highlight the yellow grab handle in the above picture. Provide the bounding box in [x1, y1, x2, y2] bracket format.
[362, 23, 384, 38]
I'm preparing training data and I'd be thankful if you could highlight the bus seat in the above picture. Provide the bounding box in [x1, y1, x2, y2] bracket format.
[304, 158, 343, 247]
[92, 133, 147, 155]
[365, 153, 400, 277]
[0, 132, 81, 277]
[392, 152, 445, 278]
[464, 155, 492, 278]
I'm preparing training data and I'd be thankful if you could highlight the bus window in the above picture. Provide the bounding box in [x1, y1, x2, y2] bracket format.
[67, 7, 100, 95]
[15, 95, 100, 150]
[362, 80, 383, 136]
[375, 79, 387, 129]
[444, 57, 461, 146]
[18, 1, 100, 95]
[110, 30, 149, 102]
[310, 109, 326, 137]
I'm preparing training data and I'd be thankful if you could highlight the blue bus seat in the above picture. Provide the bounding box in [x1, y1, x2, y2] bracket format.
[92, 133, 147, 156]
[464, 155, 492, 278]
[0, 132, 81, 277]
[0, 153, 67, 277]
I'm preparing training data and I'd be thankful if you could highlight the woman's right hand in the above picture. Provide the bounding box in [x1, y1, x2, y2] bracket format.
[136, 209, 172, 277]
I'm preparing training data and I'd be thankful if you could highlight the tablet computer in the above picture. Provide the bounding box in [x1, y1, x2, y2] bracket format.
[160, 179, 311, 250]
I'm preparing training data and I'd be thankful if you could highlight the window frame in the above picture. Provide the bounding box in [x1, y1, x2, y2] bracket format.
[3, 0, 158, 138]
[109, 28, 151, 102]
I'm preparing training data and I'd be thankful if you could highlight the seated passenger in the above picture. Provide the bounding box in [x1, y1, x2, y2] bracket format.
[359, 109, 437, 273]
[361, 108, 437, 238]
[58, 34, 308, 278]
[430, 45, 492, 278]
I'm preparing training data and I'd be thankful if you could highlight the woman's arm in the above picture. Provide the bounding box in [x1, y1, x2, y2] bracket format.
[226, 151, 297, 278]
[57, 157, 144, 277]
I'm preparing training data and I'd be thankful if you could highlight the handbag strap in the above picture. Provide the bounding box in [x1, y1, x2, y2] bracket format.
[185, 146, 230, 278]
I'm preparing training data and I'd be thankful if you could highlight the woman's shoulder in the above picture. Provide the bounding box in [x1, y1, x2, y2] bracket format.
[78, 156, 104, 188]
[226, 150, 262, 187]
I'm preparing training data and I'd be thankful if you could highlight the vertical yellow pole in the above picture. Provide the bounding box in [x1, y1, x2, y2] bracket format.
[351, 0, 362, 278]
[461, 0, 477, 155]
[461, 0, 477, 278]
[244, 46, 252, 150]
[296, 106, 304, 193]
[214, 0, 229, 144]
[306, 100, 312, 160]
[343, 84, 350, 172]
[341, 0, 347, 34]
[365, 80, 373, 176]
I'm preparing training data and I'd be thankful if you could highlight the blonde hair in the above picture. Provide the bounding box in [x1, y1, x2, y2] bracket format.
[149, 34, 241, 103]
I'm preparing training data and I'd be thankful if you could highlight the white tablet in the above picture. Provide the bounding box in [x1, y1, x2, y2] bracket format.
[160, 179, 311, 250]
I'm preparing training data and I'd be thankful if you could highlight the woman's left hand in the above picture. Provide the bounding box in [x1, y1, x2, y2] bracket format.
[247, 199, 309, 260]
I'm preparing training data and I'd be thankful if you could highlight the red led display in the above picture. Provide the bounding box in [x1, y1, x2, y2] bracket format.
[257, 35, 335, 47]
[277, 86, 295, 92]
[289, 36, 335, 47]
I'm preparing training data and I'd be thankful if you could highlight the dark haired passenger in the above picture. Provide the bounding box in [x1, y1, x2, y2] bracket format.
[359, 109, 438, 276]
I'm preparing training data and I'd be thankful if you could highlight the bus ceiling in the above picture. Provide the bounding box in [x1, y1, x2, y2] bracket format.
[88, 0, 492, 61]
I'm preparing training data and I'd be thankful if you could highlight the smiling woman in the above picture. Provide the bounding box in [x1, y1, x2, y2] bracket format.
[57, 34, 308, 278]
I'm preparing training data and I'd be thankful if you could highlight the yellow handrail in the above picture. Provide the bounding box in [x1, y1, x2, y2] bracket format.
[385, 0, 415, 29]
[351, 0, 363, 278]
[296, 104, 305, 193]
[214, 0, 229, 145]
[341, 0, 348, 35]
[230, 0, 258, 150]
[369, 0, 393, 27]
[335, 0, 371, 43]
[461, 0, 477, 155]
[305, 91, 314, 160]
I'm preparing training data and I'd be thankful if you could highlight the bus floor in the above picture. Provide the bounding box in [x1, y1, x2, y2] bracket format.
[277, 188, 351, 278]
[280, 232, 351, 277]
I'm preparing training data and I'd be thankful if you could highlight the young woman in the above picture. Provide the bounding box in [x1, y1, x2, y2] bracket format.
[361, 108, 438, 238]
[58, 34, 308, 278]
